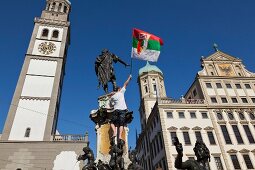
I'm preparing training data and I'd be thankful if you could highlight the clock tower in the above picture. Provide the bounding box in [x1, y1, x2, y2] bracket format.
[1, 0, 71, 141]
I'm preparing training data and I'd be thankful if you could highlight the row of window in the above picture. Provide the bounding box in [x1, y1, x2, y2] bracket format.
[170, 131, 216, 145]
[167, 111, 208, 119]
[210, 96, 255, 104]
[230, 154, 254, 169]
[47, 2, 68, 13]
[216, 112, 255, 121]
[41, 29, 59, 39]
[220, 124, 255, 144]
[206, 82, 254, 89]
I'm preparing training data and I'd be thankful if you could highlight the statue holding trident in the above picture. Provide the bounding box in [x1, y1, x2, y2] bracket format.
[174, 137, 211, 170]
[95, 49, 130, 93]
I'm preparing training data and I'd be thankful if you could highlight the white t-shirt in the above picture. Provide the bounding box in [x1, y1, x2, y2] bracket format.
[111, 87, 127, 110]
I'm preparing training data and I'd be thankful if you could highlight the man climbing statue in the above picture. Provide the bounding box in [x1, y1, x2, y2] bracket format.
[109, 74, 132, 144]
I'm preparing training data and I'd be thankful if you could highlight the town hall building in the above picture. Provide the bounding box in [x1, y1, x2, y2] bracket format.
[136, 50, 255, 170]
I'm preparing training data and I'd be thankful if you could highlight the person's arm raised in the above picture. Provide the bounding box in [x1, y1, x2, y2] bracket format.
[123, 75, 132, 89]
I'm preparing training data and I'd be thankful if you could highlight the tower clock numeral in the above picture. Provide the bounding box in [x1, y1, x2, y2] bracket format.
[38, 42, 56, 55]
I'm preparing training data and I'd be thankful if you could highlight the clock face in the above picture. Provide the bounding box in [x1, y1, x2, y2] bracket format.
[38, 42, 56, 55]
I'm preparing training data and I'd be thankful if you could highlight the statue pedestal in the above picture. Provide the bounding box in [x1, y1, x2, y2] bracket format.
[95, 124, 131, 169]
[90, 94, 132, 169]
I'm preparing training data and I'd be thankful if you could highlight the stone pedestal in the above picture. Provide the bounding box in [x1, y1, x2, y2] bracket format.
[90, 94, 131, 169]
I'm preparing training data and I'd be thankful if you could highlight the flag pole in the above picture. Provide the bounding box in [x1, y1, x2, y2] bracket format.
[130, 48, 133, 75]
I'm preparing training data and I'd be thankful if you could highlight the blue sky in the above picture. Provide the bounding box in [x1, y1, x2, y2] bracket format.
[0, 0, 255, 152]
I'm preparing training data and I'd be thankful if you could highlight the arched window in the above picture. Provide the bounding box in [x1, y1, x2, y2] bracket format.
[58, 3, 62, 12]
[41, 29, 49, 38]
[52, 30, 59, 39]
[216, 113, 223, 120]
[64, 6, 67, 13]
[16, 169, 22, 170]
[24, 128, 31, 137]
[51, 2, 56, 11]
[239, 113, 245, 120]
[227, 113, 234, 120]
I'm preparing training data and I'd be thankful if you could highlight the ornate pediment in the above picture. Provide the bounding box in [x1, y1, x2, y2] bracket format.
[203, 51, 241, 62]
[167, 126, 178, 131]
[180, 126, 190, 130]
[204, 126, 214, 131]
[239, 149, 250, 153]
[227, 149, 238, 153]
[192, 126, 202, 130]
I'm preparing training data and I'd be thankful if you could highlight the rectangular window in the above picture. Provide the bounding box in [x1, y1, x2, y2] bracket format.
[216, 83, 222, 88]
[226, 83, 232, 89]
[207, 131, 216, 144]
[183, 132, 191, 145]
[220, 125, 232, 144]
[211, 97, 217, 103]
[206, 83, 212, 88]
[243, 125, 255, 143]
[241, 98, 248, 103]
[190, 112, 196, 118]
[243, 154, 254, 169]
[201, 112, 208, 119]
[195, 131, 203, 142]
[245, 84, 251, 89]
[232, 98, 238, 103]
[170, 132, 177, 145]
[167, 112, 173, 118]
[221, 97, 228, 103]
[230, 155, 241, 169]
[179, 112, 185, 118]
[232, 125, 244, 144]
[214, 157, 224, 170]
[251, 98, 255, 103]
[235, 84, 241, 89]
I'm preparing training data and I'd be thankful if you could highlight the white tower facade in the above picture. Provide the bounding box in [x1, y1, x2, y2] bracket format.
[1, 0, 71, 141]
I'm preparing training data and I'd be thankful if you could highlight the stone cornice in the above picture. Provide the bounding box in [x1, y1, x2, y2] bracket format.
[34, 17, 70, 27]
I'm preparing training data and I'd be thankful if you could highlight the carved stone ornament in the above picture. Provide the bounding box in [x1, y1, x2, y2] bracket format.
[167, 126, 178, 131]
[38, 42, 56, 55]
[204, 126, 214, 131]
[239, 149, 250, 153]
[192, 126, 202, 130]
[180, 126, 190, 131]
[227, 149, 238, 153]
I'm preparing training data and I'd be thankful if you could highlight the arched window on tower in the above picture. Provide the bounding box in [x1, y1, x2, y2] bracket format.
[51, 2, 56, 11]
[41, 29, 49, 38]
[58, 3, 62, 12]
[64, 6, 68, 13]
[52, 30, 59, 39]
[24, 128, 31, 137]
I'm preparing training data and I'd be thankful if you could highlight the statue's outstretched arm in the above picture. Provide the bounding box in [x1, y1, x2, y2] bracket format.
[114, 55, 130, 67]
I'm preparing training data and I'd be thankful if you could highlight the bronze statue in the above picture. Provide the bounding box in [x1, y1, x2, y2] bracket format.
[95, 49, 129, 93]
[127, 149, 143, 170]
[109, 138, 125, 170]
[77, 146, 97, 170]
[174, 137, 211, 170]
[97, 160, 111, 170]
